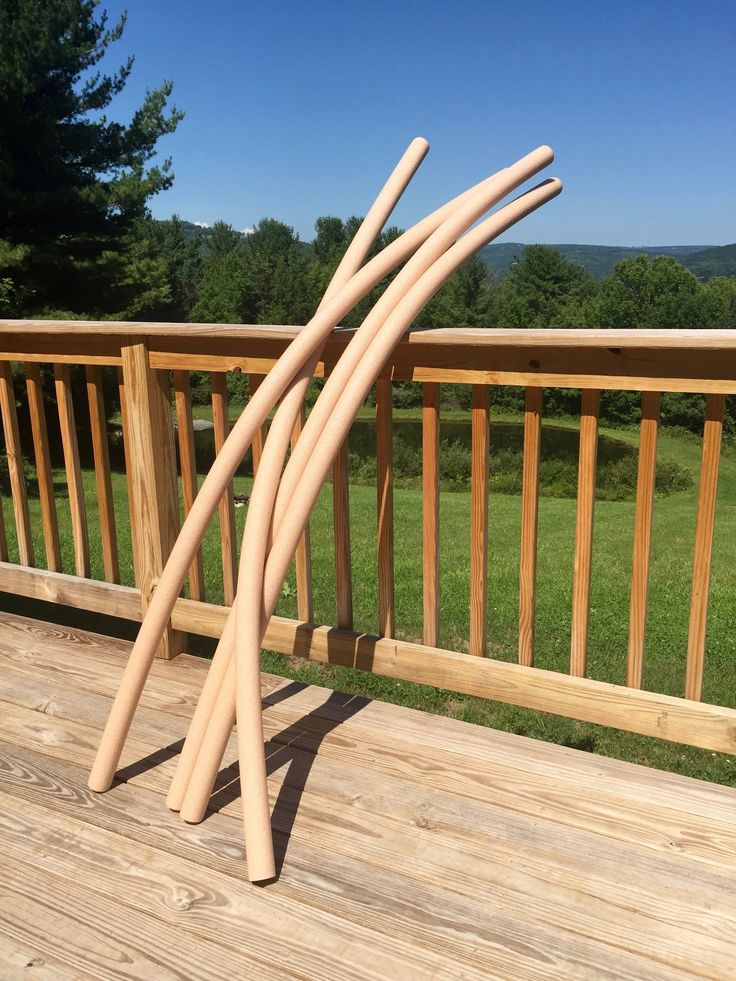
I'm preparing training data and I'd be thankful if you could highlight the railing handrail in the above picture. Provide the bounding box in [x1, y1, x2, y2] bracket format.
[1, 319, 736, 759]
[3, 319, 736, 350]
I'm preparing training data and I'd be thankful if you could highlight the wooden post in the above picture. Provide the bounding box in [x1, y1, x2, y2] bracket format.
[25, 363, 61, 572]
[85, 365, 119, 583]
[685, 394, 725, 701]
[626, 391, 660, 688]
[173, 370, 206, 602]
[422, 382, 440, 647]
[470, 385, 490, 657]
[570, 389, 600, 677]
[333, 439, 353, 630]
[376, 378, 395, 638]
[54, 364, 89, 577]
[518, 386, 542, 666]
[211, 372, 238, 606]
[120, 340, 185, 659]
[0, 362, 34, 567]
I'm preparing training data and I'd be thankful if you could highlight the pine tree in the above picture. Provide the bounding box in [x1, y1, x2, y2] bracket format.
[0, 0, 183, 315]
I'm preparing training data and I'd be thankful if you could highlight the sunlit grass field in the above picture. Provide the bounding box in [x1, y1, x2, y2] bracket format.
[3, 414, 736, 788]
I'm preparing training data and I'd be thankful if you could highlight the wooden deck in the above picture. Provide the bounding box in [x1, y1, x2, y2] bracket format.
[1, 611, 735, 980]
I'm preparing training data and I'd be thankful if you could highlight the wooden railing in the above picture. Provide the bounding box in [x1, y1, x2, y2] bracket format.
[1, 319, 736, 756]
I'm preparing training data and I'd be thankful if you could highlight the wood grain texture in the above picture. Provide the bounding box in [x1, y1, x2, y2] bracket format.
[470, 385, 490, 657]
[210, 372, 238, 605]
[0, 471, 7, 562]
[0, 719, 729, 981]
[376, 378, 395, 638]
[247, 373, 267, 475]
[4, 612, 734, 822]
[332, 439, 353, 630]
[685, 394, 725, 701]
[2, 613, 736, 837]
[7, 318, 736, 347]
[85, 365, 119, 583]
[119, 342, 184, 658]
[23, 363, 61, 573]
[570, 389, 600, 677]
[627, 392, 660, 688]
[117, 366, 143, 589]
[0, 561, 141, 620]
[5, 553, 736, 757]
[519, 387, 542, 667]
[422, 382, 440, 647]
[2, 610, 736, 980]
[0, 794, 476, 980]
[1, 852, 283, 981]
[53, 364, 89, 577]
[291, 405, 314, 622]
[173, 370, 205, 602]
[8, 320, 736, 393]
[0, 362, 34, 567]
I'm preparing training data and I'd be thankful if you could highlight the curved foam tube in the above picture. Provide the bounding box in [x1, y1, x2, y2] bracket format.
[177, 149, 555, 829]
[90, 138, 528, 795]
[186, 177, 562, 880]
[166, 163, 530, 812]
[163, 139, 430, 812]
[265, 179, 563, 609]
[272, 147, 554, 534]
[232, 156, 557, 882]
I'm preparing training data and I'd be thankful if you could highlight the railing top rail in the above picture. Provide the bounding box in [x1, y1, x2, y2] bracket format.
[2, 320, 736, 351]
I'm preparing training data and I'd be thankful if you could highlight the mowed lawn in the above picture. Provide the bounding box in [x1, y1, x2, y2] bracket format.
[3, 416, 736, 787]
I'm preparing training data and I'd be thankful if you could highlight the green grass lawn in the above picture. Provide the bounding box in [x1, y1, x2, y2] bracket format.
[3, 416, 736, 788]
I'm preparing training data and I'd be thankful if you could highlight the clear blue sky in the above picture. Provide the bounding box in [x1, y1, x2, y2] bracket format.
[102, 0, 735, 245]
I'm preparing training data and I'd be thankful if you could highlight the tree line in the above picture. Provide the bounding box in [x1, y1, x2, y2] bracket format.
[2, 0, 735, 437]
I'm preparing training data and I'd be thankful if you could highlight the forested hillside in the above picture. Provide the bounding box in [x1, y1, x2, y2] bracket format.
[1, 0, 734, 336]
[479, 242, 736, 280]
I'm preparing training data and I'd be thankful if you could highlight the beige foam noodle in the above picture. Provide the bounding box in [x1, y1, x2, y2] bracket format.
[90, 138, 524, 795]
[184, 173, 561, 881]
[89, 137, 562, 884]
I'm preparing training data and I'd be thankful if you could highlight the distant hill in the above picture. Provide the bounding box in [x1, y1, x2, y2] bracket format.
[680, 244, 736, 280]
[478, 243, 736, 280]
[176, 220, 736, 282]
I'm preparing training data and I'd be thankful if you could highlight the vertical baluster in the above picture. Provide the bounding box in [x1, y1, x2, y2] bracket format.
[422, 382, 440, 647]
[118, 367, 142, 587]
[173, 370, 206, 601]
[570, 389, 600, 677]
[519, 386, 542, 666]
[211, 372, 238, 605]
[54, 364, 89, 577]
[0, 476, 6, 561]
[333, 439, 353, 630]
[627, 391, 660, 688]
[85, 365, 119, 583]
[24, 363, 61, 572]
[291, 404, 314, 622]
[685, 393, 725, 701]
[376, 378, 395, 638]
[0, 362, 34, 566]
[247, 374, 267, 475]
[470, 385, 490, 657]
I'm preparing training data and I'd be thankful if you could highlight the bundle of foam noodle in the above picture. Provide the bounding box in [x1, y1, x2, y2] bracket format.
[89, 138, 562, 882]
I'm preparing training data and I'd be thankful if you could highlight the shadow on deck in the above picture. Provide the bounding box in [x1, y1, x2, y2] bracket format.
[0, 609, 735, 979]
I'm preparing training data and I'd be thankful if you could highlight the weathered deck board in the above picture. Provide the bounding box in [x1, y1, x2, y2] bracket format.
[1, 611, 735, 980]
